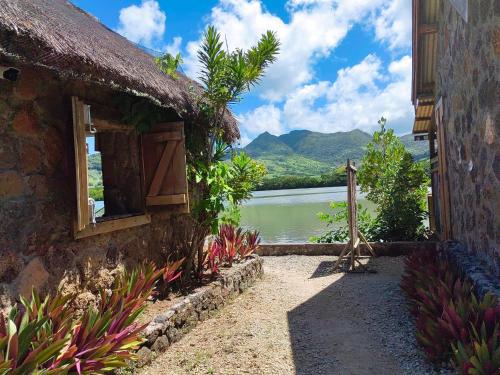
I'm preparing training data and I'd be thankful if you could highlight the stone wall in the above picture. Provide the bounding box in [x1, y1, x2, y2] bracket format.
[0, 63, 192, 311]
[436, 0, 499, 277]
[137, 256, 264, 366]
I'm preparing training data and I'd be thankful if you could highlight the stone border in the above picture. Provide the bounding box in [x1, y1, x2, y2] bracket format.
[441, 241, 499, 301]
[136, 255, 264, 366]
[256, 241, 438, 257]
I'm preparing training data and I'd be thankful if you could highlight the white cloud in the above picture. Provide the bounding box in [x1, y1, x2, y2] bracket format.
[179, 0, 414, 141]
[184, 0, 386, 101]
[238, 104, 283, 145]
[374, 0, 412, 50]
[239, 54, 413, 138]
[116, 0, 166, 48]
[163, 36, 183, 55]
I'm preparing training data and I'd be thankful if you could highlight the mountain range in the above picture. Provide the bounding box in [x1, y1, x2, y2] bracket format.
[241, 129, 428, 177]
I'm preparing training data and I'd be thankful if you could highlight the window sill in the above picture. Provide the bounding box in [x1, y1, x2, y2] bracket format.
[74, 214, 151, 240]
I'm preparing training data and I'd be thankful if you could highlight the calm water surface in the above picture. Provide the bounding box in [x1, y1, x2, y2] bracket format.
[240, 186, 374, 243]
[95, 186, 374, 244]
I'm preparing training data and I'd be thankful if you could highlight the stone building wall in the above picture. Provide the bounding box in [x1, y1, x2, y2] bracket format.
[0, 64, 193, 311]
[436, 0, 499, 276]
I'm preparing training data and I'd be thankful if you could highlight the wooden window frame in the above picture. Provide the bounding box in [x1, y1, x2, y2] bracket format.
[71, 96, 151, 239]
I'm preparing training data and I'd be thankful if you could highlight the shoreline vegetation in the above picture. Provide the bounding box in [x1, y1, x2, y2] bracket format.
[255, 168, 346, 191]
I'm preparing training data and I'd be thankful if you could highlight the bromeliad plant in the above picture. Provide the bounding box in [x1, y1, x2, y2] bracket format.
[401, 250, 500, 374]
[241, 230, 261, 258]
[0, 291, 73, 375]
[205, 225, 262, 275]
[0, 262, 167, 374]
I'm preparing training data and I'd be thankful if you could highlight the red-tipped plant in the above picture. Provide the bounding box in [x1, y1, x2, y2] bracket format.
[401, 250, 500, 372]
[240, 230, 260, 258]
[218, 224, 244, 266]
[0, 290, 73, 375]
[205, 241, 223, 275]
[51, 262, 163, 374]
[163, 258, 185, 284]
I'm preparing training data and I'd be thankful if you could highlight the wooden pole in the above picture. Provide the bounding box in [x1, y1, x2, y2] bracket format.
[333, 159, 375, 272]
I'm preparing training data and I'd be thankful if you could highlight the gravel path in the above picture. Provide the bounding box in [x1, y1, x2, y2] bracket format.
[139, 256, 444, 375]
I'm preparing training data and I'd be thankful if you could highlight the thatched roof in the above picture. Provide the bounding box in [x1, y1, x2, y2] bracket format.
[0, 0, 239, 140]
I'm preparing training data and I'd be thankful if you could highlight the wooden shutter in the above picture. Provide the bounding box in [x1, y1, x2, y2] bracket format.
[71, 96, 90, 231]
[141, 122, 189, 210]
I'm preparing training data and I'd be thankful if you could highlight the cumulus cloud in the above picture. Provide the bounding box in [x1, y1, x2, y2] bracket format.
[240, 54, 413, 138]
[184, 0, 387, 101]
[238, 104, 283, 145]
[178, 0, 414, 140]
[116, 0, 166, 48]
[374, 0, 412, 50]
[163, 36, 183, 55]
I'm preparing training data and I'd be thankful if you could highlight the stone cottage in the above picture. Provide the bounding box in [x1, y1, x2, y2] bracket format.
[0, 0, 237, 310]
[412, 0, 499, 278]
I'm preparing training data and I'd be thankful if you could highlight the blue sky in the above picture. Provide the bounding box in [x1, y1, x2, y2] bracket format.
[73, 0, 413, 145]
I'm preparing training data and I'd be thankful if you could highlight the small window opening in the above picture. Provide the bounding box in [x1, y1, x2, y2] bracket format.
[86, 135, 105, 219]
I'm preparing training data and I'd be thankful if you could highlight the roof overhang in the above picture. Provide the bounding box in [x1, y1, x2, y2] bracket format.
[412, 0, 440, 134]
[413, 97, 434, 134]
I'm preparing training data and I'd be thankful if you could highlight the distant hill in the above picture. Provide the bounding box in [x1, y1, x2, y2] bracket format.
[242, 129, 428, 177]
[400, 134, 429, 161]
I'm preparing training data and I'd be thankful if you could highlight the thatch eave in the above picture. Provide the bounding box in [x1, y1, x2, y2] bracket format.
[0, 0, 239, 142]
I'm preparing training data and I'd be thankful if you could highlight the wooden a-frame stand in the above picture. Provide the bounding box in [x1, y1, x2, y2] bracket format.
[333, 159, 376, 272]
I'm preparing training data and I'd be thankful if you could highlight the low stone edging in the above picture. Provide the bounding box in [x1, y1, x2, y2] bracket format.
[256, 241, 438, 257]
[136, 255, 264, 366]
[442, 241, 499, 301]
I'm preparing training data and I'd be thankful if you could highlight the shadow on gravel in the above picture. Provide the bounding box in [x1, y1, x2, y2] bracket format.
[287, 258, 401, 375]
[309, 261, 335, 279]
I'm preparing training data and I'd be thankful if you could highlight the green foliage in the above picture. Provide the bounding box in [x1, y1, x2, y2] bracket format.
[257, 168, 346, 191]
[190, 25, 278, 233]
[154, 25, 279, 278]
[255, 154, 331, 177]
[192, 147, 267, 233]
[219, 203, 242, 227]
[155, 52, 183, 79]
[358, 118, 430, 241]
[198, 26, 279, 111]
[310, 202, 376, 243]
[89, 186, 104, 201]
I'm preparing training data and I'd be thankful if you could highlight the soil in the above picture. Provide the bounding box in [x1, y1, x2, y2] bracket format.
[138, 256, 445, 375]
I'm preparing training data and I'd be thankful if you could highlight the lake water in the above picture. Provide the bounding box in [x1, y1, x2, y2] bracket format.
[240, 186, 374, 243]
[94, 186, 374, 244]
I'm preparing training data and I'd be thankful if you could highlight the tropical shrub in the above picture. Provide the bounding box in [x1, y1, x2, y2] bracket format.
[310, 202, 376, 243]
[156, 25, 279, 281]
[0, 262, 165, 374]
[163, 258, 185, 285]
[204, 240, 223, 276]
[205, 225, 262, 275]
[241, 230, 261, 258]
[401, 250, 500, 374]
[0, 291, 73, 375]
[358, 117, 429, 241]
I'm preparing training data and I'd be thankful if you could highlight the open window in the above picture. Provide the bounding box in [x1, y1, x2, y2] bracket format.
[72, 97, 189, 239]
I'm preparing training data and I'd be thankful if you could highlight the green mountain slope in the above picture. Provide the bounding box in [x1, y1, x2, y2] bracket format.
[243, 129, 429, 177]
[400, 134, 429, 161]
[244, 132, 293, 156]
